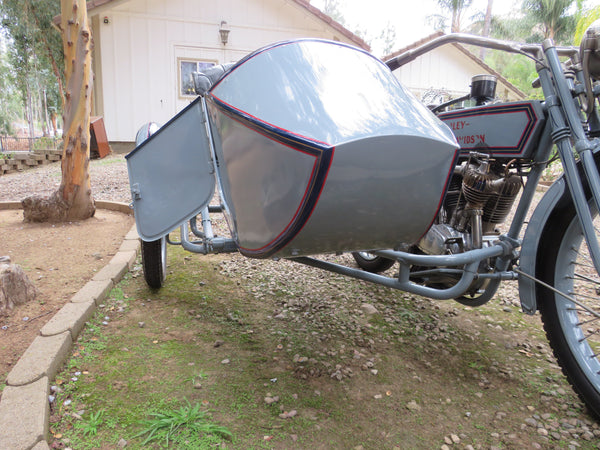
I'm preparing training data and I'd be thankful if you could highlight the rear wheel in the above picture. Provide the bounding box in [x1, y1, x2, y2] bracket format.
[141, 237, 167, 289]
[538, 203, 600, 417]
[352, 251, 395, 273]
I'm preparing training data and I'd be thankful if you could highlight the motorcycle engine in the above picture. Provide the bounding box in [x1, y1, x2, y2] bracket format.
[418, 155, 522, 256]
[420, 75, 522, 257]
[414, 74, 523, 301]
[415, 154, 521, 302]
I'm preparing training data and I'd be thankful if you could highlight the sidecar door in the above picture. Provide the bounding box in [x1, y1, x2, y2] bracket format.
[126, 97, 215, 242]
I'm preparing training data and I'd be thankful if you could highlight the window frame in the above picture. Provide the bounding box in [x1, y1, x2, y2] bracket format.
[177, 57, 217, 99]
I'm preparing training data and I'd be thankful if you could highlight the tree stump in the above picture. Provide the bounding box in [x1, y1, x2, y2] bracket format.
[0, 257, 37, 314]
[22, 192, 71, 223]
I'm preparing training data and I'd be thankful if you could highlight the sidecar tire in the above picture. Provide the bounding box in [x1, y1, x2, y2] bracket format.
[537, 200, 600, 418]
[352, 252, 395, 273]
[141, 237, 167, 289]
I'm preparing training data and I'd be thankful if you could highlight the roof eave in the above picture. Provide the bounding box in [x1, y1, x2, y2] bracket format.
[382, 32, 526, 100]
[54, 0, 370, 51]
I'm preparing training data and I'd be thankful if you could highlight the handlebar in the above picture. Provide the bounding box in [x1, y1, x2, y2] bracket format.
[384, 33, 578, 71]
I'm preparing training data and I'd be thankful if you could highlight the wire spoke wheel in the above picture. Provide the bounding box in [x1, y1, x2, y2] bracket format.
[539, 207, 600, 417]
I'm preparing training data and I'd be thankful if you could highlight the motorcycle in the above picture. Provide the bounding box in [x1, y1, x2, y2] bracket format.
[127, 21, 600, 417]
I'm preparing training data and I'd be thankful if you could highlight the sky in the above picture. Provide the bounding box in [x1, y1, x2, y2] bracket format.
[309, 0, 588, 56]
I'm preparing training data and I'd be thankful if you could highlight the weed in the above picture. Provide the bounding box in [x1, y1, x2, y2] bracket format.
[110, 286, 128, 303]
[183, 370, 208, 386]
[75, 409, 105, 437]
[468, 361, 484, 373]
[134, 401, 232, 446]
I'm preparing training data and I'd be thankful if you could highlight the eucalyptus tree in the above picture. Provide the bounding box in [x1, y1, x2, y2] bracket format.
[0, 0, 63, 136]
[320, 0, 346, 24]
[0, 51, 22, 136]
[428, 0, 474, 33]
[22, 0, 95, 222]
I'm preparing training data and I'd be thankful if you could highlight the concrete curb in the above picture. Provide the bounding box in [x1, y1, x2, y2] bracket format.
[0, 202, 139, 450]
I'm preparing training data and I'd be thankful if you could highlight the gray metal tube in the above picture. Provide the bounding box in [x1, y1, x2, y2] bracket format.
[371, 242, 509, 267]
[200, 207, 214, 240]
[385, 34, 576, 71]
[543, 42, 600, 223]
[538, 42, 600, 273]
[179, 222, 237, 254]
[291, 256, 481, 300]
[506, 120, 554, 240]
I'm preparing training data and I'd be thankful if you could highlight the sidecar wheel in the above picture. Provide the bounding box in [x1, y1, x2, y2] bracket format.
[537, 201, 600, 418]
[141, 237, 167, 289]
[352, 251, 395, 273]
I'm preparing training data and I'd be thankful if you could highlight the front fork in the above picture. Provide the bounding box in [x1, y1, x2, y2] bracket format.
[539, 40, 600, 273]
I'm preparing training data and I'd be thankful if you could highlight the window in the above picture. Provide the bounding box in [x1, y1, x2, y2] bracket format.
[178, 59, 216, 98]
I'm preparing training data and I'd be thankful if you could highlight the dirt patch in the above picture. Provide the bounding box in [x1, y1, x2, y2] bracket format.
[48, 243, 600, 449]
[0, 208, 134, 381]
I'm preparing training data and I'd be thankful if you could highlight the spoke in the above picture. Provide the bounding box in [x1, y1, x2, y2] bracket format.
[576, 316, 600, 326]
[572, 272, 600, 286]
[573, 261, 597, 271]
[568, 306, 600, 317]
[516, 268, 600, 319]
[571, 291, 600, 301]
[579, 330, 599, 343]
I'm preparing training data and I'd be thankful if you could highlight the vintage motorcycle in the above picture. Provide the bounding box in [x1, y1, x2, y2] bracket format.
[127, 22, 600, 417]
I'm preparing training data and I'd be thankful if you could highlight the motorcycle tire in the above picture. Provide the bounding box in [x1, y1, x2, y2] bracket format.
[352, 251, 395, 273]
[537, 199, 600, 418]
[141, 237, 167, 289]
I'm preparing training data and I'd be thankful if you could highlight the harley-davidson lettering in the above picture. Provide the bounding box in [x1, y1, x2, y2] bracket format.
[456, 134, 486, 145]
[448, 120, 468, 130]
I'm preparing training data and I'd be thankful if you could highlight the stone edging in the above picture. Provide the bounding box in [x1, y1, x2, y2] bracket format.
[0, 150, 62, 176]
[0, 201, 139, 450]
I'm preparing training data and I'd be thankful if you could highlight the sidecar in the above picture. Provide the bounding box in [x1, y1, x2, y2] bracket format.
[126, 39, 459, 259]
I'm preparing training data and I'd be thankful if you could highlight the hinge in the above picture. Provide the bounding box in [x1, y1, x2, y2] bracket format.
[131, 183, 141, 200]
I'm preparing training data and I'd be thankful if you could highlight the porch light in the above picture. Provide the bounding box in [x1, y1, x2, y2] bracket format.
[219, 21, 230, 45]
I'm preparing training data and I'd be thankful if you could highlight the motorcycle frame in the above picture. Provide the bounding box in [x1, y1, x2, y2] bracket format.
[171, 34, 600, 313]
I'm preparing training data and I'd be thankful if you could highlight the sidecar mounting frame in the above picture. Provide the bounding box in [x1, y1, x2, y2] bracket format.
[176, 200, 519, 301]
[290, 247, 517, 301]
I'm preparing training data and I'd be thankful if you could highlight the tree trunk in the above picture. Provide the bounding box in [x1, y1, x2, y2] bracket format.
[22, 0, 95, 222]
[479, 0, 494, 59]
[26, 0, 66, 103]
[451, 9, 461, 33]
[26, 84, 34, 142]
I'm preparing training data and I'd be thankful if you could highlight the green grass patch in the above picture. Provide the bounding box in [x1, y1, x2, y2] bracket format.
[48, 248, 594, 449]
[134, 401, 232, 448]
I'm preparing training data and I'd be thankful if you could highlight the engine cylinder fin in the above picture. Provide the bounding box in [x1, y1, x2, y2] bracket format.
[483, 174, 521, 223]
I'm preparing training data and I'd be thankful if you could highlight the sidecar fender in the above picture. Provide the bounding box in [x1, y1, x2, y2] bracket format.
[518, 179, 567, 314]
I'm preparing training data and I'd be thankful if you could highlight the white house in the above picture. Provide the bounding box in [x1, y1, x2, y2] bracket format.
[74, 3, 525, 147]
[81, 0, 368, 147]
[383, 32, 526, 104]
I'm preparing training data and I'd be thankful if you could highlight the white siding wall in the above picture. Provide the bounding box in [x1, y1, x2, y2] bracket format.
[392, 45, 520, 103]
[92, 0, 356, 141]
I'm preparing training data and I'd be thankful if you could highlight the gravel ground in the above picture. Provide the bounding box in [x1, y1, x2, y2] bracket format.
[0, 154, 131, 203]
[7, 155, 600, 446]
